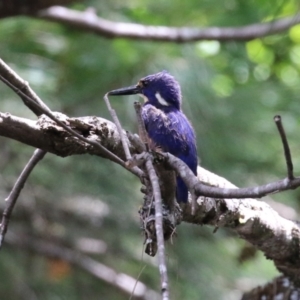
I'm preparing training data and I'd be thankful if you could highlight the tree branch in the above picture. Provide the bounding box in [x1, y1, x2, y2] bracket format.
[274, 115, 294, 180]
[162, 152, 300, 199]
[0, 111, 136, 159]
[38, 6, 300, 42]
[242, 276, 300, 299]
[0, 149, 46, 248]
[104, 93, 132, 161]
[0, 59, 50, 116]
[145, 157, 169, 299]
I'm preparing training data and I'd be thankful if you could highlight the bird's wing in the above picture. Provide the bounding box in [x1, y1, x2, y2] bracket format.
[142, 105, 196, 157]
[142, 104, 198, 203]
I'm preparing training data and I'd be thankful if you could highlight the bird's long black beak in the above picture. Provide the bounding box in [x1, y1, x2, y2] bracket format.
[108, 85, 141, 96]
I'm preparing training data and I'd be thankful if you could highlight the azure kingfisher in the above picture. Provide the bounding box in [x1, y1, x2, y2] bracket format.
[108, 71, 198, 203]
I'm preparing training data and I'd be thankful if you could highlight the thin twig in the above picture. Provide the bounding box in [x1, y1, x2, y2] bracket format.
[274, 115, 294, 180]
[104, 93, 132, 160]
[134, 103, 169, 299]
[162, 152, 300, 199]
[129, 264, 147, 300]
[130, 150, 300, 200]
[145, 157, 169, 300]
[103, 93, 145, 178]
[0, 58, 50, 116]
[0, 149, 46, 248]
[134, 102, 149, 151]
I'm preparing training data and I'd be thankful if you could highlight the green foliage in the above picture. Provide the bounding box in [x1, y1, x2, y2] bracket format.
[0, 0, 299, 299]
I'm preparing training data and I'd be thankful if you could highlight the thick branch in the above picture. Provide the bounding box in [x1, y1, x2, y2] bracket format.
[0, 112, 137, 160]
[242, 276, 300, 299]
[39, 6, 300, 42]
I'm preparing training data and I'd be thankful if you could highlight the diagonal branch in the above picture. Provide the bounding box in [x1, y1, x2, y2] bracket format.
[163, 152, 300, 199]
[242, 276, 300, 299]
[103, 93, 144, 177]
[104, 93, 132, 161]
[38, 6, 300, 42]
[0, 59, 50, 116]
[274, 115, 294, 180]
[0, 149, 46, 248]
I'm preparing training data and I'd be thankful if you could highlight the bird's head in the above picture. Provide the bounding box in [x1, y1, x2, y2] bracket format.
[108, 71, 182, 110]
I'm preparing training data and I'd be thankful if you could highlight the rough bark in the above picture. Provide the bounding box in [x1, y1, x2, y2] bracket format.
[0, 112, 136, 160]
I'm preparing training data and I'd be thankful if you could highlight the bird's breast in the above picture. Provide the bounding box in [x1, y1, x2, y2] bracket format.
[141, 104, 195, 156]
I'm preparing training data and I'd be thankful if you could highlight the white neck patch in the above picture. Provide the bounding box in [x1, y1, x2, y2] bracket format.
[155, 92, 169, 106]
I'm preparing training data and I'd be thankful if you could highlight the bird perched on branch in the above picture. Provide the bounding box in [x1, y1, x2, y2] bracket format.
[108, 71, 198, 203]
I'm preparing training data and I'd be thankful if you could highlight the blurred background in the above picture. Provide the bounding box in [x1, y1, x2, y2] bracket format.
[0, 0, 300, 299]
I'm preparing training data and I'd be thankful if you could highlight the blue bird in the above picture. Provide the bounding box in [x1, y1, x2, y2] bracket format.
[108, 71, 198, 203]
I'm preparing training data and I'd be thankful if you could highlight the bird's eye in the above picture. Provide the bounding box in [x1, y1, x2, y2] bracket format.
[139, 80, 148, 87]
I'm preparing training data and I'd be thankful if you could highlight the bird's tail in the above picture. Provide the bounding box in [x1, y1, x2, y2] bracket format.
[176, 176, 188, 203]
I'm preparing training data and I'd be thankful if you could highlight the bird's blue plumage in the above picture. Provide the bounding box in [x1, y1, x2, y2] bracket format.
[109, 71, 198, 203]
[142, 104, 197, 202]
